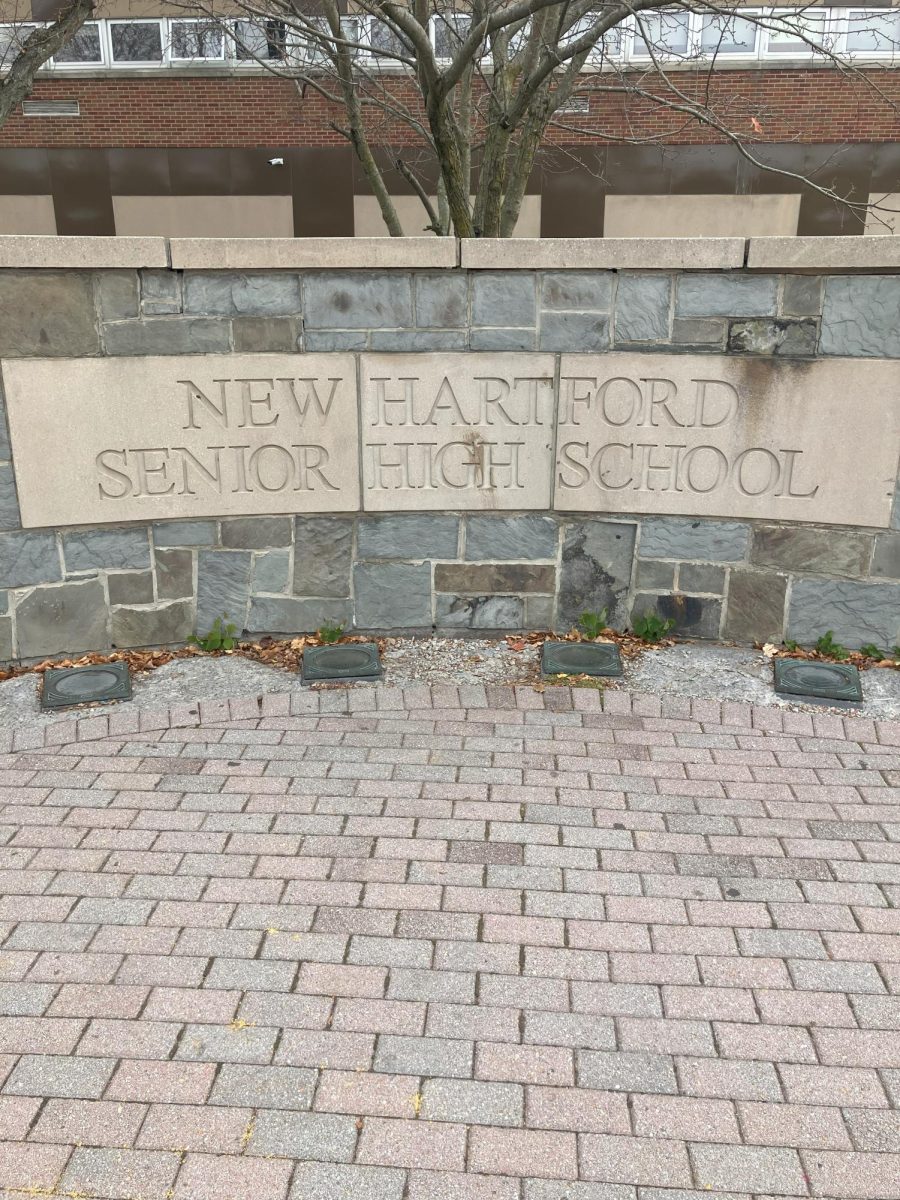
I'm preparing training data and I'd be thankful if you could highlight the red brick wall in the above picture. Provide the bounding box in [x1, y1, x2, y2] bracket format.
[0, 67, 897, 149]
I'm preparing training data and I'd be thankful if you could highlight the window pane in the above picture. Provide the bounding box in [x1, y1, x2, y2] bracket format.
[634, 10, 690, 56]
[434, 12, 471, 58]
[110, 22, 163, 63]
[234, 19, 286, 60]
[53, 22, 102, 63]
[369, 19, 406, 58]
[171, 21, 223, 59]
[846, 9, 900, 52]
[766, 10, 827, 53]
[0, 24, 36, 66]
[700, 14, 758, 54]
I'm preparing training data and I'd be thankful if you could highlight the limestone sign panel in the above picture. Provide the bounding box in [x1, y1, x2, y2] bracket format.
[2, 354, 360, 527]
[555, 354, 900, 528]
[361, 353, 556, 511]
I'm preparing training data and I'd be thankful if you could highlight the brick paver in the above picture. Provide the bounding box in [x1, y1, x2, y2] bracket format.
[0, 684, 898, 1198]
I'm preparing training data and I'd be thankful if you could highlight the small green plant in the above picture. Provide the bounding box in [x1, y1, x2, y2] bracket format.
[815, 630, 849, 660]
[317, 621, 345, 644]
[892, 646, 900, 661]
[578, 609, 608, 639]
[860, 644, 884, 660]
[189, 614, 238, 652]
[783, 639, 799, 652]
[632, 613, 675, 643]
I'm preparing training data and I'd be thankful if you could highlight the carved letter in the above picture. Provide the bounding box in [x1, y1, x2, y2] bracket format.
[476, 377, 518, 426]
[96, 449, 131, 499]
[681, 445, 728, 494]
[180, 379, 229, 430]
[249, 444, 295, 492]
[294, 445, 339, 492]
[733, 447, 781, 497]
[557, 441, 590, 488]
[597, 377, 642, 427]
[425, 377, 471, 427]
[132, 448, 174, 497]
[776, 449, 820, 498]
[559, 377, 596, 426]
[593, 443, 633, 490]
[279, 377, 341, 424]
[369, 378, 417, 426]
[173, 446, 224, 496]
[641, 378, 686, 428]
[237, 379, 278, 428]
[694, 379, 738, 427]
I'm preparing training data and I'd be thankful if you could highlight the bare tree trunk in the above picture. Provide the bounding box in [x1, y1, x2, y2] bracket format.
[0, 0, 95, 127]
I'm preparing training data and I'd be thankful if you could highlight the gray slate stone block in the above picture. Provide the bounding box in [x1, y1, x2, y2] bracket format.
[354, 562, 431, 628]
[465, 515, 557, 561]
[632, 591, 722, 640]
[436, 594, 524, 630]
[248, 595, 352, 634]
[103, 318, 230, 356]
[304, 330, 368, 351]
[63, 528, 151, 572]
[152, 520, 217, 547]
[0, 531, 60, 587]
[872, 531, 900, 579]
[294, 517, 353, 596]
[470, 327, 536, 351]
[0, 464, 20, 531]
[615, 274, 671, 342]
[107, 570, 154, 606]
[370, 329, 467, 351]
[728, 318, 817, 357]
[472, 272, 536, 327]
[435, 563, 554, 593]
[140, 270, 182, 315]
[679, 563, 726, 594]
[782, 275, 823, 317]
[97, 272, 140, 321]
[640, 518, 749, 562]
[184, 272, 301, 316]
[675, 274, 778, 318]
[141, 546, 191, 598]
[254, 550, 291, 594]
[559, 520, 636, 630]
[358, 515, 459, 560]
[303, 273, 412, 329]
[751, 526, 872, 577]
[0, 390, 10, 460]
[788, 578, 900, 648]
[672, 317, 727, 347]
[539, 312, 609, 352]
[0, 615, 11, 661]
[111, 599, 193, 648]
[821, 275, 900, 357]
[221, 517, 293, 550]
[196, 549, 252, 633]
[415, 273, 468, 328]
[233, 316, 298, 353]
[636, 560, 676, 590]
[0, 273, 99, 357]
[541, 272, 613, 312]
[16, 578, 109, 657]
[724, 569, 787, 643]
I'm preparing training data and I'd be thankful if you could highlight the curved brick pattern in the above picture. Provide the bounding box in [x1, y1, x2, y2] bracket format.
[0, 684, 897, 1198]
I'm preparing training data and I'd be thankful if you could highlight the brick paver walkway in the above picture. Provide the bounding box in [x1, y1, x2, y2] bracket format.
[0, 684, 898, 1199]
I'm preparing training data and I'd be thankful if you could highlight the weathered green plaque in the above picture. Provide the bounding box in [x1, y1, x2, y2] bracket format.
[773, 658, 862, 703]
[301, 642, 382, 684]
[42, 661, 132, 710]
[541, 640, 623, 678]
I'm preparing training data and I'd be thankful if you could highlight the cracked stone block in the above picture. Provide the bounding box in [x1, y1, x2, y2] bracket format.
[724, 569, 787, 643]
[0, 531, 61, 588]
[15, 578, 109, 657]
[0, 274, 99, 357]
[248, 596, 352, 634]
[788, 578, 900, 648]
[184, 272, 301, 316]
[751, 527, 872, 577]
[358, 516, 459, 560]
[541, 272, 613, 312]
[821, 275, 900, 357]
[354, 563, 431, 628]
[728, 319, 817, 357]
[675, 274, 778, 318]
[615, 274, 671, 342]
[63, 529, 151, 572]
[107, 571, 155, 606]
[472, 273, 536, 327]
[465, 515, 557, 561]
[640, 519, 749, 563]
[415, 274, 468, 328]
[111, 599, 193, 648]
[196, 550, 252, 634]
[140, 270, 182, 315]
[633, 592, 722, 639]
[559, 520, 636, 630]
[294, 517, 353, 597]
[303, 273, 412, 329]
[435, 595, 524, 630]
[154, 549, 193, 601]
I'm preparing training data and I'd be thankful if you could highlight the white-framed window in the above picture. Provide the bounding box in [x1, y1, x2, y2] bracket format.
[0, 23, 37, 70]
[169, 19, 225, 62]
[232, 17, 287, 63]
[699, 11, 761, 58]
[52, 21, 103, 67]
[630, 9, 692, 59]
[561, 12, 625, 66]
[432, 12, 472, 61]
[762, 8, 832, 56]
[107, 19, 164, 65]
[366, 17, 410, 66]
[843, 7, 900, 56]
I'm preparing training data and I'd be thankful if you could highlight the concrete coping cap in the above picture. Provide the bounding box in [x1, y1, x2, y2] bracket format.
[169, 236, 459, 270]
[747, 235, 900, 272]
[0, 235, 169, 269]
[460, 237, 746, 270]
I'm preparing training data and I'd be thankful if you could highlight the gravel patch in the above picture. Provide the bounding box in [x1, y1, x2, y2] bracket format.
[1, 638, 898, 730]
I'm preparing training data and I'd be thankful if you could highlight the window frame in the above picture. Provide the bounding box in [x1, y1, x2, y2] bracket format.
[50, 20, 105, 70]
[106, 18, 166, 68]
[167, 17, 227, 64]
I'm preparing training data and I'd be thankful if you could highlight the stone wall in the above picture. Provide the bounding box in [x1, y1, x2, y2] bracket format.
[0, 235, 897, 661]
